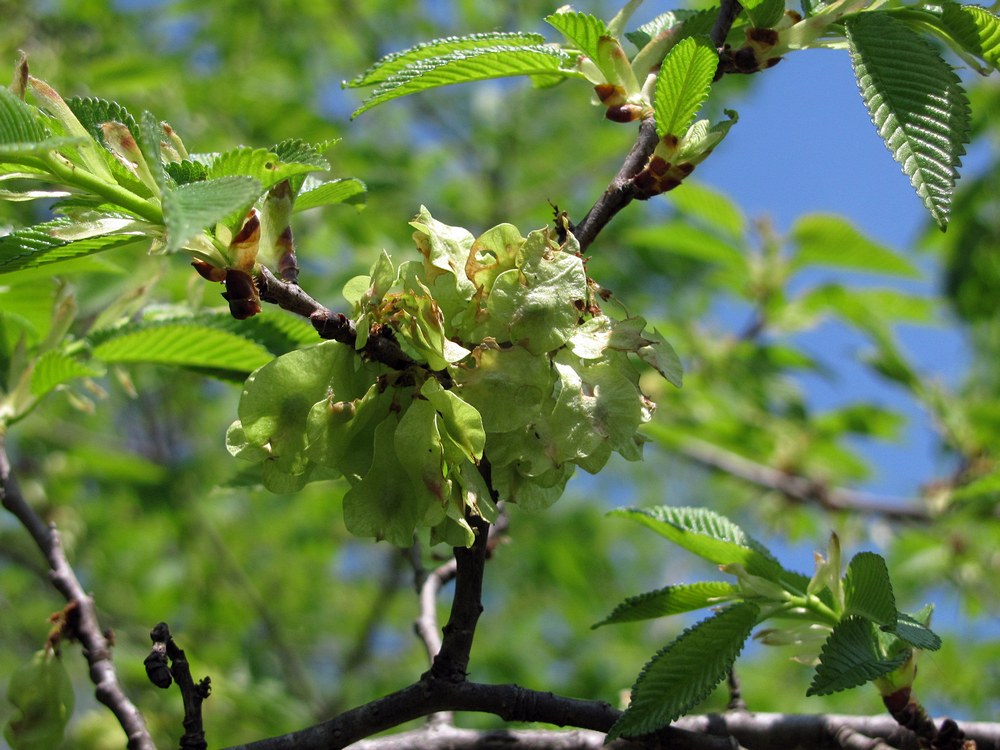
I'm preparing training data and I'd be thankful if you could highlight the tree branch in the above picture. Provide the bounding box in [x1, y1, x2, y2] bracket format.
[256, 264, 420, 371]
[220, 680, 739, 750]
[673, 436, 932, 522]
[427, 514, 491, 683]
[573, 117, 659, 253]
[145, 622, 211, 750]
[0, 436, 156, 750]
[572, 0, 745, 253]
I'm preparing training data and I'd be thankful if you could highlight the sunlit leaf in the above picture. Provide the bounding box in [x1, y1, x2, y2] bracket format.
[653, 36, 717, 140]
[162, 176, 263, 253]
[0, 219, 147, 275]
[593, 582, 739, 627]
[348, 32, 547, 87]
[742, 0, 786, 28]
[938, 2, 1000, 72]
[29, 350, 103, 400]
[352, 46, 573, 118]
[846, 12, 971, 229]
[90, 320, 273, 374]
[545, 11, 608, 62]
[293, 178, 367, 212]
[612, 506, 784, 579]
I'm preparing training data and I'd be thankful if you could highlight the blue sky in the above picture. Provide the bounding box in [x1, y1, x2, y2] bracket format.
[692, 41, 975, 499]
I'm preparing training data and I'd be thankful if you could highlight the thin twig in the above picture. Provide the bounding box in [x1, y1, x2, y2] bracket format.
[256, 264, 420, 371]
[145, 622, 211, 750]
[726, 667, 747, 712]
[711, 0, 745, 48]
[573, 117, 659, 253]
[0, 437, 156, 750]
[415, 556, 458, 666]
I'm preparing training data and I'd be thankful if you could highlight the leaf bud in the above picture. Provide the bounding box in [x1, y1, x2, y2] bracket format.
[191, 260, 227, 283]
[222, 268, 261, 320]
[230, 209, 262, 271]
[605, 103, 645, 123]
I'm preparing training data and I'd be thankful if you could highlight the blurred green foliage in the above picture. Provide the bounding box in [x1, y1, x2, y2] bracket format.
[1, 1, 999, 747]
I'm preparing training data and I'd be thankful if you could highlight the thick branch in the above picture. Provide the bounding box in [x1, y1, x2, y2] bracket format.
[221, 680, 737, 750]
[678, 712, 1000, 750]
[236, 709, 1000, 750]
[674, 437, 932, 522]
[0, 437, 156, 750]
[427, 514, 491, 683]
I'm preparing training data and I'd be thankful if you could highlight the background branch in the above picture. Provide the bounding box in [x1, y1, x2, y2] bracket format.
[674, 437, 932, 521]
[0, 437, 156, 750]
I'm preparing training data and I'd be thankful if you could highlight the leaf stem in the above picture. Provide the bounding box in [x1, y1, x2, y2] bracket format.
[32, 152, 164, 223]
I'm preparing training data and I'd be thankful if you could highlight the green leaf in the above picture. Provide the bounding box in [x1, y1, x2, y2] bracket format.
[545, 11, 608, 62]
[352, 46, 572, 118]
[348, 32, 547, 87]
[886, 613, 942, 651]
[4, 649, 73, 750]
[846, 12, 971, 229]
[0, 219, 147, 275]
[808, 616, 908, 695]
[270, 138, 333, 170]
[90, 321, 273, 374]
[29, 350, 103, 400]
[790, 214, 920, 277]
[421, 378, 485, 463]
[742, 0, 786, 28]
[593, 582, 740, 628]
[937, 2, 1000, 72]
[65, 96, 141, 148]
[162, 176, 263, 253]
[609, 603, 759, 738]
[164, 159, 209, 185]
[138, 110, 168, 192]
[343, 416, 423, 547]
[653, 36, 717, 140]
[613, 506, 784, 579]
[626, 9, 718, 49]
[485, 230, 588, 355]
[624, 220, 748, 279]
[843, 552, 897, 626]
[667, 181, 746, 242]
[206, 147, 323, 192]
[453, 345, 551, 433]
[293, 178, 367, 212]
[0, 87, 47, 146]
